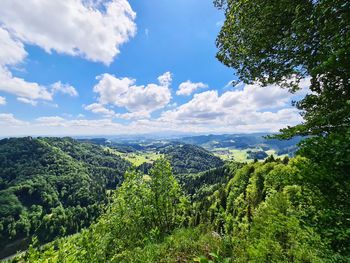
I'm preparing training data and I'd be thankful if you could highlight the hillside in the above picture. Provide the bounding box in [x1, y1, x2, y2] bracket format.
[0, 138, 226, 259]
[16, 152, 350, 262]
[159, 144, 225, 174]
[77, 134, 301, 164]
[0, 137, 131, 258]
[178, 134, 302, 155]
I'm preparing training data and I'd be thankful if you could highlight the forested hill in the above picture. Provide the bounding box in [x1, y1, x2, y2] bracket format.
[18, 154, 350, 262]
[159, 144, 224, 174]
[0, 138, 225, 259]
[0, 137, 131, 258]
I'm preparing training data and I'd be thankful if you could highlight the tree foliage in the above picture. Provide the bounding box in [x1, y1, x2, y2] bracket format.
[20, 158, 188, 262]
[0, 137, 130, 257]
[160, 144, 224, 174]
[215, 0, 350, 137]
[195, 158, 347, 261]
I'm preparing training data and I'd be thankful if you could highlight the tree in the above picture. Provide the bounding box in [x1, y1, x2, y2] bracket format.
[215, 0, 350, 258]
[148, 158, 186, 233]
[26, 158, 188, 262]
[215, 0, 350, 137]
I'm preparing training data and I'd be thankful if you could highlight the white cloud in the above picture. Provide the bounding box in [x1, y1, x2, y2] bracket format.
[158, 72, 172, 87]
[0, 79, 310, 136]
[51, 82, 79, 97]
[116, 111, 151, 120]
[17, 97, 38, 106]
[84, 103, 115, 117]
[160, 81, 309, 129]
[0, 96, 6, 105]
[0, 113, 28, 126]
[42, 102, 59, 108]
[84, 100, 151, 119]
[162, 90, 225, 124]
[0, 27, 78, 102]
[90, 72, 172, 118]
[0, 0, 136, 65]
[0, 27, 53, 102]
[36, 116, 66, 127]
[93, 74, 135, 105]
[176, 81, 208, 96]
[0, 27, 27, 66]
[0, 69, 78, 101]
[0, 110, 301, 137]
[0, 67, 53, 100]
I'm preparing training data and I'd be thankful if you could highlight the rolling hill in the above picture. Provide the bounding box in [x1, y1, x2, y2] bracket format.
[0, 137, 131, 258]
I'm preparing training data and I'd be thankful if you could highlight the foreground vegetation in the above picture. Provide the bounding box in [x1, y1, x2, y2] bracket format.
[10, 146, 349, 262]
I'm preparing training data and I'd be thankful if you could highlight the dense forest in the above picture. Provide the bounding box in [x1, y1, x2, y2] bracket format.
[0, 138, 227, 259]
[159, 144, 224, 174]
[9, 152, 349, 262]
[0, 137, 131, 258]
[2, 0, 350, 262]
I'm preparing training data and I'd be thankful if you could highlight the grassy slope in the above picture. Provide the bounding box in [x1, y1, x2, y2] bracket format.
[105, 147, 163, 166]
[213, 148, 289, 162]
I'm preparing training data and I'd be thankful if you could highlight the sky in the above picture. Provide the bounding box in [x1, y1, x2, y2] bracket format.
[0, 0, 308, 136]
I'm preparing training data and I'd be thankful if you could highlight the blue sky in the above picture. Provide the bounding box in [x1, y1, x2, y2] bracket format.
[0, 0, 307, 136]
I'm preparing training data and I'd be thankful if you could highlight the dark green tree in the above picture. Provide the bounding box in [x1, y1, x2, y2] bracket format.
[215, 0, 350, 137]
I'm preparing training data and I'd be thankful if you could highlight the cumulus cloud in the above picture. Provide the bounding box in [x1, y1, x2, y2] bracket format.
[116, 111, 151, 120]
[160, 81, 309, 129]
[0, 27, 27, 66]
[17, 97, 38, 106]
[36, 116, 67, 127]
[12, 116, 128, 136]
[0, 27, 78, 103]
[0, 0, 134, 106]
[0, 67, 53, 101]
[0, 113, 28, 126]
[0, 66, 78, 103]
[51, 82, 79, 97]
[0, 0, 136, 65]
[176, 80, 208, 96]
[84, 103, 115, 117]
[88, 72, 172, 118]
[0, 27, 53, 101]
[158, 72, 172, 87]
[0, 79, 310, 136]
[0, 68, 78, 103]
[0, 96, 6, 105]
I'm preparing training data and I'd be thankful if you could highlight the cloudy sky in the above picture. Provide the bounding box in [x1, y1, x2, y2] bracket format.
[0, 0, 307, 136]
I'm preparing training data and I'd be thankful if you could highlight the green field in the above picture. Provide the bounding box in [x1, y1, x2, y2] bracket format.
[106, 146, 288, 165]
[213, 148, 288, 163]
[213, 148, 250, 162]
[123, 152, 163, 166]
[105, 147, 163, 166]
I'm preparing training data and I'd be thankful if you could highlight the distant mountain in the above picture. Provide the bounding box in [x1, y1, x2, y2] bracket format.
[0, 137, 131, 258]
[78, 133, 301, 154]
[77, 138, 142, 152]
[177, 133, 302, 155]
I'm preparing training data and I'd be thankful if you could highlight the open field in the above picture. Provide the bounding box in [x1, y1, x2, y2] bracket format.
[123, 152, 163, 166]
[105, 147, 163, 166]
[213, 148, 289, 163]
